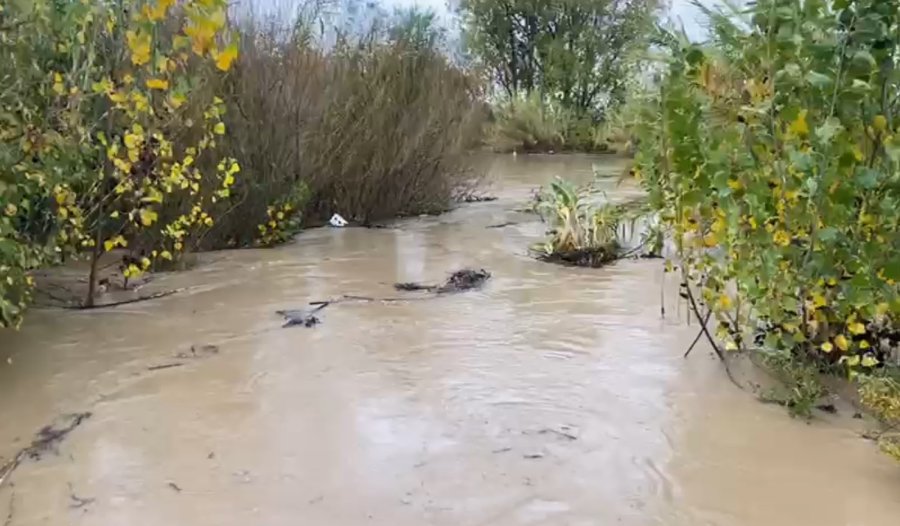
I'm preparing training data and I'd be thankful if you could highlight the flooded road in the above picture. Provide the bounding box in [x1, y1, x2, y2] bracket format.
[1, 155, 898, 525]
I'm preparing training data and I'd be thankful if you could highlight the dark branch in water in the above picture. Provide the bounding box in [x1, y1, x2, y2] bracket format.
[0, 412, 92, 490]
[147, 363, 185, 372]
[394, 269, 491, 294]
[301, 270, 492, 320]
[684, 309, 712, 358]
[682, 281, 744, 390]
[61, 288, 185, 310]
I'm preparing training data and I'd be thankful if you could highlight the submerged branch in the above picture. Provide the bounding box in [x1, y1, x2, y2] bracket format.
[61, 288, 185, 310]
[0, 412, 92, 490]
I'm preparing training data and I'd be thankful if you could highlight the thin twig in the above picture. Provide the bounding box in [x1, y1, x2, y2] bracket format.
[684, 309, 712, 358]
[682, 281, 743, 390]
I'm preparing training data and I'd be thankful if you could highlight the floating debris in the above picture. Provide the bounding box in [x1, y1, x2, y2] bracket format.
[394, 268, 491, 294]
[277, 303, 329, 328]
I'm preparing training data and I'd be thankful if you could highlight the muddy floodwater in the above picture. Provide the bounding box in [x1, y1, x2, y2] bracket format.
[1, 155, 899, 525]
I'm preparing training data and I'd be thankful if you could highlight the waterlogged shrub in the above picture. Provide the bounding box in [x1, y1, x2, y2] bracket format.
[860, 375, 900, 461]
[634, 0, 900, 455]
[531, 178, 646, 266]
[0, 0, 238, 316]
[255, 183, 310, 248]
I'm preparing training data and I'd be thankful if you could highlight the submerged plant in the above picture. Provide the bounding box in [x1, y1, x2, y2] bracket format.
[531, 177, 648, 266]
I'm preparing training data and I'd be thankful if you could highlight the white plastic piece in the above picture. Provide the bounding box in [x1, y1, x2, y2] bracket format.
[329, 213, 349, 227]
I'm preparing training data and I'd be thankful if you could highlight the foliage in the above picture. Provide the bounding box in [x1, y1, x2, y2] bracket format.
[460, 0, 658, 119]
[487, 92, 613, 153]
[633, 0, 900, 457]
[859, 374, 900, 461]
[0, 0, 238, 318]
[532, 178, 644, 266]
[761, 350, 826, 419]
[255, 183, 309, 248]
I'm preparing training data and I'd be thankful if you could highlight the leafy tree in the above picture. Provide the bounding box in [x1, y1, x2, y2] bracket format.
[459, 0, 658, 118]
[0, 0, 238, 321]
[633, 0, 900, 454]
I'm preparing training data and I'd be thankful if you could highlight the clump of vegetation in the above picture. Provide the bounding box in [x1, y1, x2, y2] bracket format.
[632, 0, 900, 460]
[531, 178, 647, 267]
[860, 375, 900, 461]
[487, 93, 614, 153]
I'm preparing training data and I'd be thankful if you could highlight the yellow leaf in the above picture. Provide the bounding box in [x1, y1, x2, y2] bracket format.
[213, 42, 238, 72]
[160, 250, 173, 261]
[140, 208, 158, 226]
[52, 73, 65, 95]
[860, 340, 870, 350]
[126, 30, 152, 66]
[717, 293, 732, 310]
[789, 109, 809, 137]
[146, 78, 169, 90]
[214, 122, 226, 135]
[821, 341, 834, 353]
[104, 240, 115, 252]
[845, 355, 861, 367]
[773, 229, 791, 247]
[861, 355, 879, 368]
[848, 322, 866, 335]
[811, 292, 827, 309]
[835, 334, 849, 352]
[873, 115, 887, 132]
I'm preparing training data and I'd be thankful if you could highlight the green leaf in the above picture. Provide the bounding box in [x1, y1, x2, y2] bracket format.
[815, 117, 842, 143]
[852, 50, 877, 69]
[806, 71, 833, 89]
[856, 168, 879, 189]
[818, 227, 839, 242]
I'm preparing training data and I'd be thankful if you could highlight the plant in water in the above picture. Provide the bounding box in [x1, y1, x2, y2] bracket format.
[0, 0, 239, 312]
[532, 178, 630, 267]
[859, 375, 900, 461]
[632, 0, 900, 460]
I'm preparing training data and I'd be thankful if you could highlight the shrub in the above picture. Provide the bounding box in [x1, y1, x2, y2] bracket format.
[0, 0, 237, 314]
[487, 93, 612, 153]
[205, 12, 486, 247]
[531, 178, 647, 266]
[633, 0, 900, 456]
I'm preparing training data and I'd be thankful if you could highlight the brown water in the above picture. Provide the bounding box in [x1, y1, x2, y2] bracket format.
[1, 154, 898, 526]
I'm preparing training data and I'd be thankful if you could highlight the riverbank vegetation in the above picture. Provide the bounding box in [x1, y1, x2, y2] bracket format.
[0, 0, 484, 325]
[459, 0, 659, 153]
[631, 0, 900, 460]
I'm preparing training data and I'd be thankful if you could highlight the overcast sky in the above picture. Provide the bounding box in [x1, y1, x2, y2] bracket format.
[384, 0, 721, 41]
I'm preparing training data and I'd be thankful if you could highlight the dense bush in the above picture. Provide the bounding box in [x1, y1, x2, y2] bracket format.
[633, 0, 900, 458]
[0, 0, 237, 318]
[196, 11, 485, 247]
